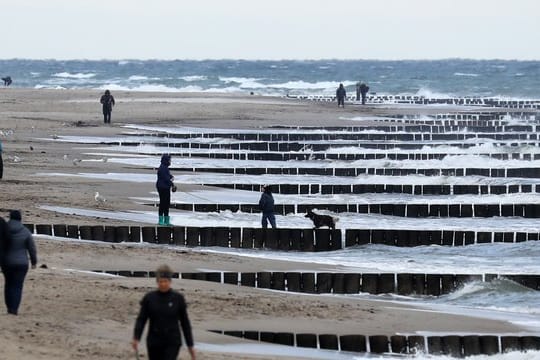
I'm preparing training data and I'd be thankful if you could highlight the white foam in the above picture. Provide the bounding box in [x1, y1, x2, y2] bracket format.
[52, 72, 96, 79]
[454, 72, 480, 77]
[179, 75, 208, 81]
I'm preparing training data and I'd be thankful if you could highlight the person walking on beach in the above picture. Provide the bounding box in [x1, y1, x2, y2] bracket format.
[0, 138, 3, 179]
[259, 185, 276, 229]
[0, 217, 9, 264]
[156, 153, 176, 226]
[99, 89, 115, 124]
[2, 76, 12, 86]
[336, 83, 346, 108]
[3, 210, 37, 315]
[359, 83, 369, 105]
[132, 264, 196, 360]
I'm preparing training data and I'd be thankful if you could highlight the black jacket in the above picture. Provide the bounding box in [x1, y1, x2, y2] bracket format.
[134, 290, 194, 347]
[259, 192, 274, 213]
[336, 87, 346, 98]
[100, 94, 115, 113]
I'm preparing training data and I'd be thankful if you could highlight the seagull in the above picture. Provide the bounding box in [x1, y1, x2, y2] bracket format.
[95, 192, 106, 203]
[72, 158, 82, 166]
[101, 157, 108, 163]
[12, 156, 21, 163]
[63, 154, 69, 161]
[52, 134, 59, 139]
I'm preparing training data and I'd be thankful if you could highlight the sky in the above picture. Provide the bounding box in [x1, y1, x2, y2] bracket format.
[2, 0, 539, 60]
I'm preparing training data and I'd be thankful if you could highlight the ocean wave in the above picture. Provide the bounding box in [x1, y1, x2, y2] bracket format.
[180, 75, 207, 81]
[435, 278, 540, 315]
[268, 80, 356, 90]
[219, 77, 266, 88]
[52, 72, 96, 79]
[415, 87, 454, 98]
[128, 75, 149, 81]
[34, 84, 66, 90]
[454, 72, 480, 77]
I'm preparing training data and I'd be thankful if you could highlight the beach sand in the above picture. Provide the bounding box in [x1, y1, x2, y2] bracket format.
[0, 89, 528, 359]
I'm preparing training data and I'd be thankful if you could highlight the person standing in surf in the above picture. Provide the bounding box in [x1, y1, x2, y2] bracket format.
[156, 154, 176, 225]
[99, 89, 115, 124]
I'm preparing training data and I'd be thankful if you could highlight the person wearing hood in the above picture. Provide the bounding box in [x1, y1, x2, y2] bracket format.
[156, 154, 175, 225]
[100, 89, 115, 124]
[3, 210, 37, 315]
[259, 185, 276, 228]
[336, 83, 346, 108]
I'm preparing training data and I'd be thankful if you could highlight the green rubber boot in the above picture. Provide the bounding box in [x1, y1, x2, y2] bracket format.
[164, 216, 171, 226]
[158, 215, 164, 225]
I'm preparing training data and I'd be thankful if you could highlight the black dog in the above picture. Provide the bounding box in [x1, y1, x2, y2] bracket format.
[305, 210, 337, 229]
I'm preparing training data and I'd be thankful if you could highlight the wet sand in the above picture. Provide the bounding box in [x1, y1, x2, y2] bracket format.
[0, 89, 528, 359]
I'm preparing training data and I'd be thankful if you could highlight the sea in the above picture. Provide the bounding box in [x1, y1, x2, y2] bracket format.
[1, 58, 540, 99]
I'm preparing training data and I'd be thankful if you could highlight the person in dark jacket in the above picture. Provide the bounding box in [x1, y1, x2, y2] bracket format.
[0, 139, 3, 179]
[132, 264, 196, 360]
[156, 154, 175, 226]
[259, 185, 276, 229]
[2, 76, 12, 86]
[3, 210, 37, 315]
[336, 83, 346, 108]
[99, 89, 115, 124]
[359, 83, 369, 105]
[0, 217, 9, 266]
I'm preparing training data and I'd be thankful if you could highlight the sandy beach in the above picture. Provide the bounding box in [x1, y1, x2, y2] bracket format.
[0, 89, 533, 359]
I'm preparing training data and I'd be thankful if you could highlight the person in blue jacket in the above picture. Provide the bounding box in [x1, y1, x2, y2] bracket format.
[3, 210, 37, 315]
[259, 185, 276, 228]
[156, 154, 175, 225]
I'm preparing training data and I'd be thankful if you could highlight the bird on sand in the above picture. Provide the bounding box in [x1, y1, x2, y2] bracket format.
[94, 192, 106, 203]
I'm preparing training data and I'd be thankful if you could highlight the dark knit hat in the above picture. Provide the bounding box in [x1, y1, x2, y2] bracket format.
[9, 210, 22, 221]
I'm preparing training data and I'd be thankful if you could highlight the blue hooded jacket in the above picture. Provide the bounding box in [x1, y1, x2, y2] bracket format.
[156, 154, 173, 190]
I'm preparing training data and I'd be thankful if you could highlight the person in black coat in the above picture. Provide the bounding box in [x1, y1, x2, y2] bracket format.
[259, 185, 276, 228]
[336, 83, 346, 107]
[0, 138, 3, 179]
[2, 76, 12, 86]
[0, 217, 9, 266]
[99, 90, 115, 124]
[359, 83, 370, 105]
[3, 210, 37, 315]
[156, 154, 175, 225]
[132, 264, 196, 360]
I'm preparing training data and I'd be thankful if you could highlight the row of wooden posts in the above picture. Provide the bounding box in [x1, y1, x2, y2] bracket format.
[30, 224, 540, 249]
[170, 202, 540, 218]
[171, 166, 540, 178]
[204, 183, 540, 195]
[211, 330, 540, 357]
[157, 151, 540, 161]
[91, 270, 540, 294]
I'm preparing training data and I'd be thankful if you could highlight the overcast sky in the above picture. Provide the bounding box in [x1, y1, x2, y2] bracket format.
[2, 0, 539, 60]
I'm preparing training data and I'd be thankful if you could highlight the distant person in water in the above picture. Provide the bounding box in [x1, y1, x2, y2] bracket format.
[99, 90, 115, 124]
[359, 83, 369, 105]
[336, 83, 346, 108]
[2, 77, 12, 86]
